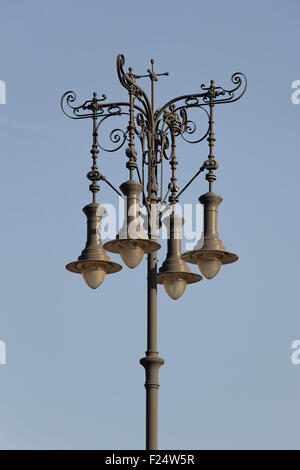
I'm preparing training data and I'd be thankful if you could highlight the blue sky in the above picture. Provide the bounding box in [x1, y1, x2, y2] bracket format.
[0, 0, 300, 450]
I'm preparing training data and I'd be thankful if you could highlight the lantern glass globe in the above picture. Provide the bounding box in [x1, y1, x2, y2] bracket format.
[82, 266, 106, 289]
[163, 276, 187, 300]
[197, 255, 222, 279]
[120, 242, 144, 269]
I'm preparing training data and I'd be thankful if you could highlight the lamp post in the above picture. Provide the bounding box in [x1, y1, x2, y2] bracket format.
[61, 54, 246, 450]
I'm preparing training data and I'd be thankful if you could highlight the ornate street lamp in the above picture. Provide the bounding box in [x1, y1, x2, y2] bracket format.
[61, 55, 246, 449]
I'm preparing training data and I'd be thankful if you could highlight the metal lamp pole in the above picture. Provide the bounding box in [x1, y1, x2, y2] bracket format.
[61, 55, 246, 449]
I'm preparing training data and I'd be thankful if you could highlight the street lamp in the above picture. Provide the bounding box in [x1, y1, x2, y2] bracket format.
[61, 54, 246, 450]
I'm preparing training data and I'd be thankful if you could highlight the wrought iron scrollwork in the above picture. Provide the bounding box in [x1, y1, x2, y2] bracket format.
[158, 104, 210, 151]
[96, 115, 129, 153]
[200, 72, 247, 104]
[60, 91, 108, 119]
[61, 54, 247, 203]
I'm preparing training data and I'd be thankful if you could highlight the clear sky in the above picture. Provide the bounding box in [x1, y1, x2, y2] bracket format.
[0, 0, 300, 450]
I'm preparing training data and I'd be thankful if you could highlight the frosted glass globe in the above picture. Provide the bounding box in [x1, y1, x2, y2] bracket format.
[163, 277, 187, 300]
[120, 243, 144, 269]
[197, 255, 222, 279]
[82, 266, 106, 289]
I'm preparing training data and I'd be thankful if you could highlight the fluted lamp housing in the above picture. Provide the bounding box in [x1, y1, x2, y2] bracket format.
[157, 213, 202, 300]
[182, 191, 238, 279]
[104, 179, 160, 268]
[66, 203, 122, 289]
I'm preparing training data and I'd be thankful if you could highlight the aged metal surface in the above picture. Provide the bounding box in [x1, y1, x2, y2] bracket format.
[61, 54, 246, 450]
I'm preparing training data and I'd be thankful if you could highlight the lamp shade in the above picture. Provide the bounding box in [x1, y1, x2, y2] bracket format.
[104, 179, 160, 268]
[66, 203, 122, 288]
[182, 191, 238, 279]
[157, 212, 202, 300]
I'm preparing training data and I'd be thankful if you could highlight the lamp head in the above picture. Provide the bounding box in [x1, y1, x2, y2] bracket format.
[182, 192, 238, 279]
[66, 203, 122, 288]
[104, 179, 160, 268]
[157, 213, 202, 300]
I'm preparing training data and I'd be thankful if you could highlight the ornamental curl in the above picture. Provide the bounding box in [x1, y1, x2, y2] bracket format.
[97, 125, 128, 153]
[200, 72, 247, 104]
[158, 104, 210, 148]
[60, 90, 107, 119]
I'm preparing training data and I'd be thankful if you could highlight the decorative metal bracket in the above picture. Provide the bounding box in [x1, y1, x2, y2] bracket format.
[60, 54, 247, 204]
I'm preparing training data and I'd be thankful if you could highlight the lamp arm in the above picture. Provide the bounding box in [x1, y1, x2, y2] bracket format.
[154, 71, 247, 126]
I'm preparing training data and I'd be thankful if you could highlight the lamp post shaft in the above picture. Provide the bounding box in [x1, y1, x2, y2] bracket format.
[147, 252, 158, 354]
[140, 251, 164, 449]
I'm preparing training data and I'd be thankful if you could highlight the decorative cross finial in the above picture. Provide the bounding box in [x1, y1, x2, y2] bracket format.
[133, 58, 169, 82]
[133, 59, 169, 111]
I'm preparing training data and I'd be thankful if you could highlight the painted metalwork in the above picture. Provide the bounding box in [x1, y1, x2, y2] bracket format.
[61, 54, 247, 450]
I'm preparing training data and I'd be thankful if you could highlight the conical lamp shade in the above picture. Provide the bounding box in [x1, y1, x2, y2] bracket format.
[182, 192, 238, 278]
[104, 180, 160, 268]
[157, 212, 202, 299]
[66, 203, 122, 287]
